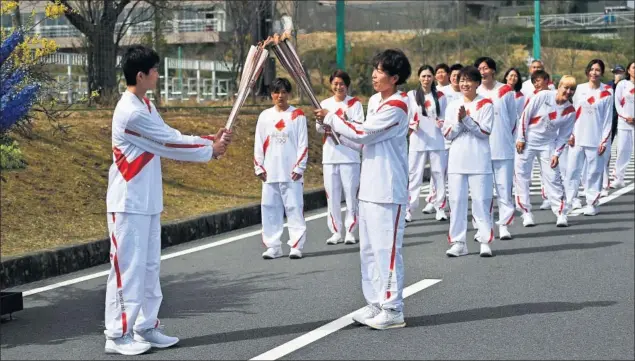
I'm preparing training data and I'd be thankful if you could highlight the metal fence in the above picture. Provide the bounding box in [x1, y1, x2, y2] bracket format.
[43, 53, 234, 104]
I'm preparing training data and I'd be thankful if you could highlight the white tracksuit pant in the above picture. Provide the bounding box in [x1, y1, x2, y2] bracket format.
[491, 160, 515, 225]
[359, 201, 405, 312]
[408, 150, 447, 213]
[514, 148, 568, 216]
[261, 181, 307, 250]
[615, 129, 634, 183]
[324, 163, 360, 235]
[566, 145, 608, 207]
[105, 212, 162, 339]
[448, 174, 494, 244]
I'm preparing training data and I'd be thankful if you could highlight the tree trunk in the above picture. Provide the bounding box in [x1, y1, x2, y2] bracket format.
[12, 4, 22, 28]
[88, 22, 118, 105]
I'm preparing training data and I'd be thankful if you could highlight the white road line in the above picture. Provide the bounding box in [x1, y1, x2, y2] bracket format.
[569, 182, 635, 216]
[22, 208, 348, 297]
[249, 278, 443, 361]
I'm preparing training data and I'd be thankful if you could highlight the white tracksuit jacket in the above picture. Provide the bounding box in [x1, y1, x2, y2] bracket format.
[107, 91, 215, 215]
[323, 91, 409, 312]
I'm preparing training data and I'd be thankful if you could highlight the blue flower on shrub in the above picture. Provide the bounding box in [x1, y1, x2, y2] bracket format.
[0, 29, 41, 134]
[0, 30, 23, 66]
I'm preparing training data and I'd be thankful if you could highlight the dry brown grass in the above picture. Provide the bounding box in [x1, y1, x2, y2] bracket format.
[0, 107, 325, 257]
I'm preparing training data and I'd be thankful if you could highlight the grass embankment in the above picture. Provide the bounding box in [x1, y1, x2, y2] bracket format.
[1, 107, 325, 257]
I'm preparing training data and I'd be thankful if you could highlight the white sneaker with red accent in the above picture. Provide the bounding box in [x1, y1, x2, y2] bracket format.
[344, 232, 357, 244]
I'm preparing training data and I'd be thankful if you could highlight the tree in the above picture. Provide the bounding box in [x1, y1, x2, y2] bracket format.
[222, 0, 269, 98]
[54, 0, 172, 105]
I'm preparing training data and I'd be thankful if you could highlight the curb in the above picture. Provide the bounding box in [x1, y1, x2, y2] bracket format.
[1, 169, 430, 289]
[0, 188, 327, 289]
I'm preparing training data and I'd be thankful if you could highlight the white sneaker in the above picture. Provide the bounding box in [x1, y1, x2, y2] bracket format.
[405, 211, 412, 222]
[522, 212, 535, 227]
[105, 334, 151, 355]
[479, 243, 493, 257]
[556, 214, 568, 227]
[583, 205, 598, 216]
[446, 242, 468, 257]
[601, 189, 609, 197]
[134, 328, 179, 348]
[365, 309, 406, 330]
[571, 198, 583, 210]
[499, 225, 512, 240]
[611, 179, 625, 189]
[352, 304, 381, 325]
[326, 233, 342, 245]
[262, 247, 283, 259]
[540, 199, 551, 210]
[422, 203, 435, 214]
[435, 209, 448, 221]
[289, 248, 303, 259]
[344, 232, 357, 244]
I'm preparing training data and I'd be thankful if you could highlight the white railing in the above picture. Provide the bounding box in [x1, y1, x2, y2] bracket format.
[499, 11, 635, 29]
[10, 17, 226, 39]
[41, 52, 233, 73]
[41, 53, 235, 103]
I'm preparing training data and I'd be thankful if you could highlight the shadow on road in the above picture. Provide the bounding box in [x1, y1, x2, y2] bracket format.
[406, 301, 618, 327]
[0, 270, 287, 349]
[494, 241, 623, 256]
[178, 300, 617, 348]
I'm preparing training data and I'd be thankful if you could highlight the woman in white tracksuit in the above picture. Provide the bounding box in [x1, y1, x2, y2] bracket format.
[475, 57, 518, 241]
[566, 59, 613, 216]
[254, 78, 309, 259]
[613, 61, 635, 188]
[515, 76, 577, 227]
[443, 66, 495, 258]
[315, 49, 411, 330]
[317, 70, 365, 245]
[406, 65, 448, 222]
[423, 63, 463, 215]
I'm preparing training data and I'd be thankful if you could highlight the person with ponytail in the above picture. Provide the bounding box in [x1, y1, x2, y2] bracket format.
[405, 65, 448, 222]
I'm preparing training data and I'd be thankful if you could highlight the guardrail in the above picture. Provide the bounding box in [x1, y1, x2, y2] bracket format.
[498, 11, 634, 30]
[4, 17, 226, 39]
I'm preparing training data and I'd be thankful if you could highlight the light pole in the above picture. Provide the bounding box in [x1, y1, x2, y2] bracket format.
[336, 0, 345, 69]
[533, 0, 541, 60]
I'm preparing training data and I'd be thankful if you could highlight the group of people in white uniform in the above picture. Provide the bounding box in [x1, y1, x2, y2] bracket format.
[102, 44, 634, 355]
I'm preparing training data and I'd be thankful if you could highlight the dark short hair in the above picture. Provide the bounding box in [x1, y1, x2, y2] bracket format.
[585, 59, 605, 76]
[502, 67, 522, 92]
[121, 45, 160, 86]
[531, 69, 550, 84]
[459, 66, 482, 84]
[329, 70, 351, 87]
[372, 49, 412, 86]
[270, 77, 292, 93]
[474, 57, 497, 72]
[449, 63, 464, 73]
[435, 63, 450, 74]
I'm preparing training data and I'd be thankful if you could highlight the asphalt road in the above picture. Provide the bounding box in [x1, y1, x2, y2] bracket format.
[2, 184, 634, 360]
